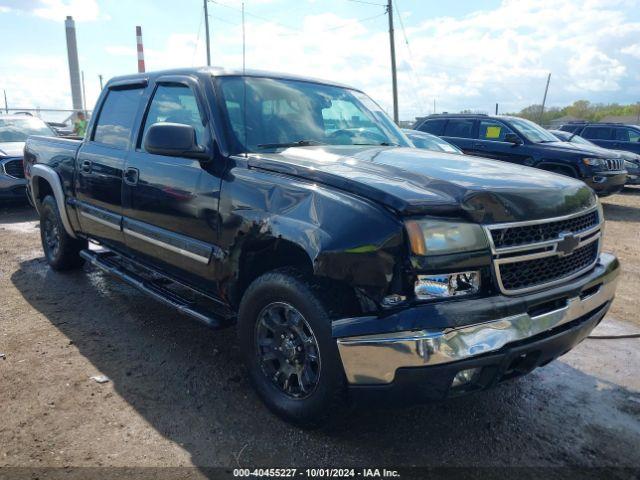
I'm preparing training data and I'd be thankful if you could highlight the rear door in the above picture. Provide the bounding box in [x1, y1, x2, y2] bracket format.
[416, 118, 446, 136]
[611, 126, 640, 154]
[75, 82, 145, 248]
[440, 118, 477, 153]
[122, 75, 223, 287]
[581, 126, 614, 149]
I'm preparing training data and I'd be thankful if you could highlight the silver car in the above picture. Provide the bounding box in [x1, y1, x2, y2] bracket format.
[1, 115, 56, 201]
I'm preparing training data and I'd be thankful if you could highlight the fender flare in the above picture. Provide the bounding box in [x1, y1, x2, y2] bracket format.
[30, 164, 78, 239]
[535, 161, 579, 178]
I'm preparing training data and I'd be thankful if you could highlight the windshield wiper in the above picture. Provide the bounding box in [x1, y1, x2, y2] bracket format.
[352, 142, 399, 146]
[257, 140, 326, 149]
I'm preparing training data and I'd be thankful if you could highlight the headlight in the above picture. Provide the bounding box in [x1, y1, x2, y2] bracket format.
[582, 157, 608, 167]
[405, 219, 488, 256]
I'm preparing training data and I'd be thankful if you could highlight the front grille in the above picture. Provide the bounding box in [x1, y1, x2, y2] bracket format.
[498, 241, 599, 292]
[3, 158, 25, 179]
[605, 158, 624, 171]
[491, 210, 599, 249]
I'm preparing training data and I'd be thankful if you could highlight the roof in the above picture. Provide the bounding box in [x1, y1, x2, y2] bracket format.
[598, 115, 640, 124]
[106, 66, 356, 91]
[0, 113, 38, 120]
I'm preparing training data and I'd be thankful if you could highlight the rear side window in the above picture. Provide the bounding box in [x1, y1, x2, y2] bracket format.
[614, 127, 640, 142]
[418, 119, 446, 135]
[478, 120, 515, 141]
[141, 84, 206, 149]
[93, 88, 143, 149]
[443, 119, 475, 138]
[582, 126, 613, 140]
[560, 125, 581, 133]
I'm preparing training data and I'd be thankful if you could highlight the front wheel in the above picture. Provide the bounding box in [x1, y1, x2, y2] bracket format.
[237, 269, 350, 428]
[39, 195, 87, 271]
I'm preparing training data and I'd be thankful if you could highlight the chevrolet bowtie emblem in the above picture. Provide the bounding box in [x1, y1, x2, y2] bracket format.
[557, 232, 580, 256]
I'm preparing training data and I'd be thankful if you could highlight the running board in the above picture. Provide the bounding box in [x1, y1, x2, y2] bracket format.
[80, 249, 233, 330]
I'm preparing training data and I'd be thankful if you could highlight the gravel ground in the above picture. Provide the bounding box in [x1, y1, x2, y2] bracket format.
[0, 190, 639, 473]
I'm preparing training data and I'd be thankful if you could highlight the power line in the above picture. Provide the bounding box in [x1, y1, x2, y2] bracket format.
[393, 0, 427, 114]
[346, 0, 386, 6]
[192, 9, 204, 66]
[209, 0, 385, 36]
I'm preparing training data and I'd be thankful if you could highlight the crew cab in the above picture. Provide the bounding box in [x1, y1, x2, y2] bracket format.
[414, 114, 627, 196]
[24, 68, 620, 427]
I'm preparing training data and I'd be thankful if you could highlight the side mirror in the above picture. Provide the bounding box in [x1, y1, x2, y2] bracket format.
[144, 122, 208, 160]
[504, 132, 523, 145]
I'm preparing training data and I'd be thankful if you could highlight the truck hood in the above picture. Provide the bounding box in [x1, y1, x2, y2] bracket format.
[537, 141, 621, 158]
[248, 146, 596, 223]
[0, 142, 25, 157]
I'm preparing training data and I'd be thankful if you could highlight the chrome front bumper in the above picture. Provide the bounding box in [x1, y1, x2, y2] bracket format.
[337, 268, 618, 385]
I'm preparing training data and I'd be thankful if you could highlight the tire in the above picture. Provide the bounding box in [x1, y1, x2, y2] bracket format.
[39, 195, 87, 271]
[237, 269, 350, 428]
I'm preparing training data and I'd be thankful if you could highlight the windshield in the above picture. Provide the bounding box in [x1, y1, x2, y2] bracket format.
[0, 117, 54, 142]
[404, 130, 462, 154]
[217, 76, 409, 152]
[509, 117, 559, 143]
[567, 134, 594, 146]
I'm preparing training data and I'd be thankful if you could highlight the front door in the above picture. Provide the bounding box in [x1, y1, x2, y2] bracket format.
[75, 85, 144, 248]
[122, 77, 223, 289]
[471, 119, 530, 165]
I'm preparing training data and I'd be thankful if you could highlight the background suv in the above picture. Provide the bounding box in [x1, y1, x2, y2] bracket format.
[559, 122, 640, 155]
[414, 114, 627, 196]
[1, 115, 56, 201]
[550, 129, 640, 186]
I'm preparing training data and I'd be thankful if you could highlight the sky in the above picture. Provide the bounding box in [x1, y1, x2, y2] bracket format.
[1, 0, 640, 122]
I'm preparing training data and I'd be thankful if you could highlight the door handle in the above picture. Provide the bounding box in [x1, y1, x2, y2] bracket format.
[80, 160, 92, 173]
[123, 167, 139, 186]
[472, 143, 485, 148]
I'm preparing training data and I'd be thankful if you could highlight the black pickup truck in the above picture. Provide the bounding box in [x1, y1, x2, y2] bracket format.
[24, 68, 620, 427]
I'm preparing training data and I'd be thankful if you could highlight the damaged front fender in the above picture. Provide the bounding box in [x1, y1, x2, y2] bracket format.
[217, 159, 406, 307]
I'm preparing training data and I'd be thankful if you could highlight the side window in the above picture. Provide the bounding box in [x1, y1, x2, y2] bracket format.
[418, 119, 446, 135]
[93, 88, 143, 149]
[582, 126, 613, 140]
[615, 127, 640, 142]
[443, 119, 475, 138]
[478, 120, 515, 141]
[141, 84, 206, 149]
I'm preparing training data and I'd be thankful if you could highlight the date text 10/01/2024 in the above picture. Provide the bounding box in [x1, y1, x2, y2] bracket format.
[232, 468, 401, 478]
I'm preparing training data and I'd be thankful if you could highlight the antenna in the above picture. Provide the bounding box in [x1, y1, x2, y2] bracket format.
[242, 2, 246, 73]
[241, 1, 248, 157]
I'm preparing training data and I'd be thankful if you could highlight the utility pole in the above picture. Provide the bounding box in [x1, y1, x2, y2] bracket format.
[539, 73, 551, 124]
[433, 98, 436, 114]
[204, 0, 211, 66]
[495, 103, 499, 115]
[98, 74, 104, 90]
[3, 89, 7, 113]
[387, 0, 398, 124]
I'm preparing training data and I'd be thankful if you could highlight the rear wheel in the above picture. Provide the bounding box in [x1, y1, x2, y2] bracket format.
[237, 269, 350, 428]
[40, 195, 87, 271]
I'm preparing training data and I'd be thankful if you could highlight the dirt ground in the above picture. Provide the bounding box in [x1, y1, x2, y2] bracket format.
[0, 190, 639, 474]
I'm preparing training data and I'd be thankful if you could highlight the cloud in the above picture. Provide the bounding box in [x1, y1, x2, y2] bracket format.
[4, 0, 640, 121]
[0, 0, 104, 21]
